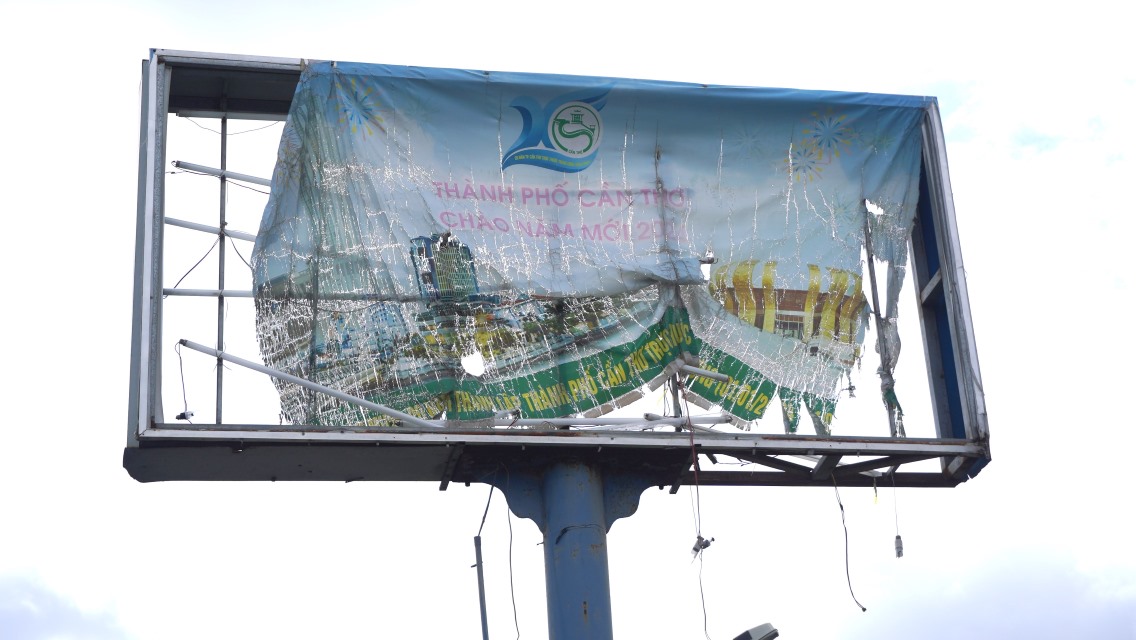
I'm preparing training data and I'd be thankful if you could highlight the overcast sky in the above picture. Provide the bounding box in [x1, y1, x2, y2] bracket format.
[1, 1, 1134, 639]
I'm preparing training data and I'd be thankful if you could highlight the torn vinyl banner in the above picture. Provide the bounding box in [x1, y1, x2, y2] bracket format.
[252, 61, 928, 428]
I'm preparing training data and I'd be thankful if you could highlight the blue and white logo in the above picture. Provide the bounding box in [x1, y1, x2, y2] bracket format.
[502, 86, 611, 173]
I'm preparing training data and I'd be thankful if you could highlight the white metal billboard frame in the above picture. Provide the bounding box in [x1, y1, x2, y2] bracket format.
[127, 49, 990, 487]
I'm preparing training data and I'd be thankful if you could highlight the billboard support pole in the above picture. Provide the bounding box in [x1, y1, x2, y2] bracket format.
[540, 462, 614, 640]
[493, 461, 659, 640]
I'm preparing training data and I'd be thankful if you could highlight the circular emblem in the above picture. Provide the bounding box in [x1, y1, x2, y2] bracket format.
[549, 102, 602, 156]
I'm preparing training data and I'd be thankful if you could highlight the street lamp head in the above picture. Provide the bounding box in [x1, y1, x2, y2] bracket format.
[733, 623, 779, 640]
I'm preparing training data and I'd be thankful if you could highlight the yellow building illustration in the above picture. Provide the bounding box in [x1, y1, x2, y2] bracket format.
[708, 261, 866, 365]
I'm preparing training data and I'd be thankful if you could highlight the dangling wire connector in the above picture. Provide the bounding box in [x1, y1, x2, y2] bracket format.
[892, 473, 903, 559]
[691, 535, 714, 558]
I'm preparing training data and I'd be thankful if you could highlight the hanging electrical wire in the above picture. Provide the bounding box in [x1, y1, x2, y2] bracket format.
[506, 492, 520, 640]
[477, 485, 494, 537]
[831, 477, 867, 612]
[167, 166, 271, 195]
[227, 179, 271, 196]
[174, 342, 193, 422]
[678, 377, 715, 639]
[228, 235, 253, 271]
[168, 237, 220, 293]
[679, 378, 705, 538]
[183, 116, 283, 136]
[697, 554, 713, 640]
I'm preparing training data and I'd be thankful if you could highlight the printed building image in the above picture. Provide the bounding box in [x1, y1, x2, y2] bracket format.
[708, 261, 867, 365]
[411, 232, 483, 303]
[366, 302, 411, 356]
[404, 233, 657, 374]
[409, 232, 514, 358]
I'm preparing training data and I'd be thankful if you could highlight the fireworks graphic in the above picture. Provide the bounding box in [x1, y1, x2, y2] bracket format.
[860, 130, 895, 155]
[785, 142, 824, 182]
[724, 125, 767, 161]
[393, 89, 435, 125]
[338, 77, 386, 136]
[273, 126, 303, 188]
[802, 110, 852, 160]
[824, 191, 863, 236]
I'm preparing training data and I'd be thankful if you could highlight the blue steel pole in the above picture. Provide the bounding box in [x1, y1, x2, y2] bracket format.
[541, 462, 613, 640]
[474, 535, 490, 640]
[489, 455, 673, 639]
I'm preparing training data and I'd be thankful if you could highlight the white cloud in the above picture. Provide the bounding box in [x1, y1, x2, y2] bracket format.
[0, 576, 133, 640]
[840, 548, 1136, 640]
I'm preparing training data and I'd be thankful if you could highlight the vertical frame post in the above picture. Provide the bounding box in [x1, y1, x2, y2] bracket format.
[216, 110, 228, 424]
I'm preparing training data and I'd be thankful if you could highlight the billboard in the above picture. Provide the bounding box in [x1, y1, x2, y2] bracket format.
[128, 51, 989, 486]
[254, 62, 925, 433]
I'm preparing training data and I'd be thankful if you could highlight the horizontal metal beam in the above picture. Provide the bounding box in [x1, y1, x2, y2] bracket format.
[156, 49, 304, 71]
[139, 421, 984, 457]
[130, 423, 984, 487]
[681, 469, 964, 488]
[507, 414, 731, 428]
[642, 413, 723, 433]
[165, 216, 257, 242]
[172, 160, 271, 187]
[679, 364, 729, 383]
[163, 289, 255, 298]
